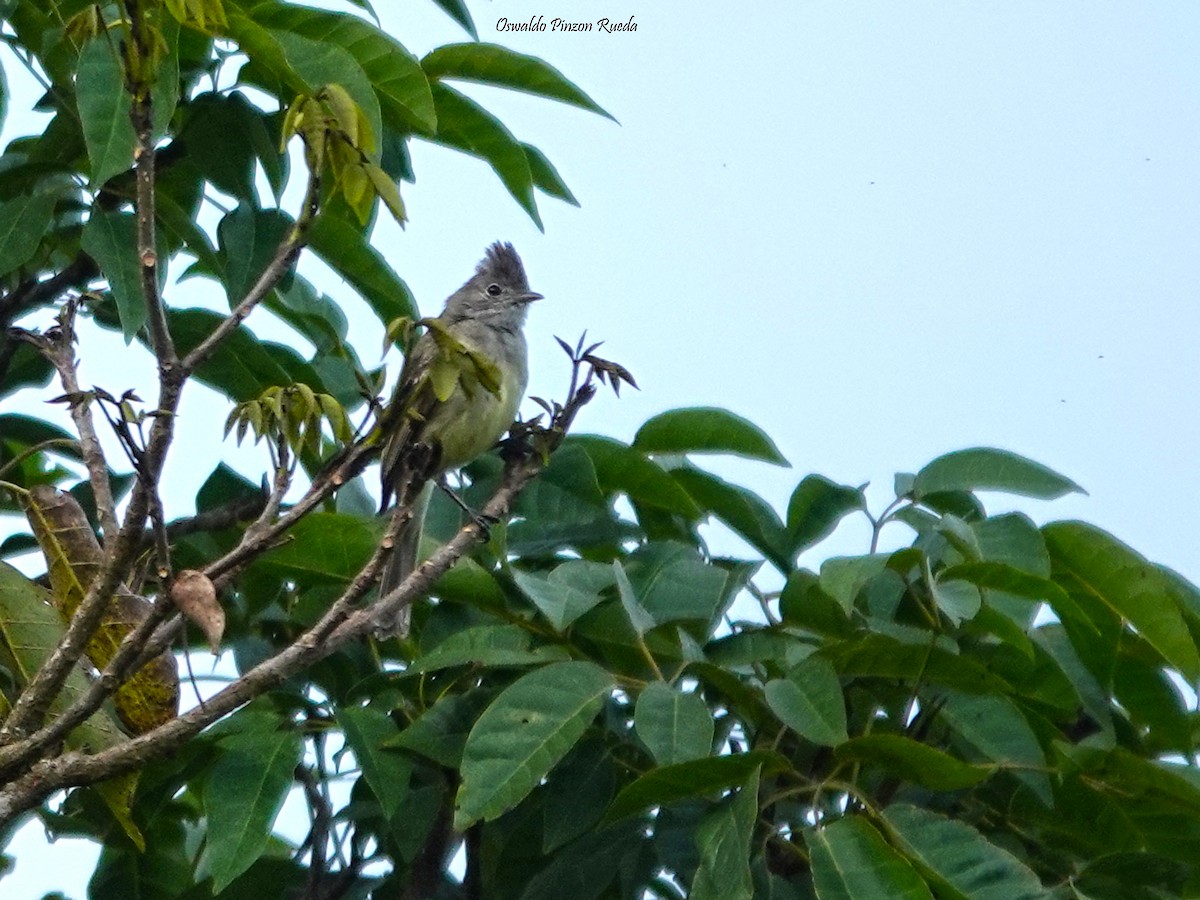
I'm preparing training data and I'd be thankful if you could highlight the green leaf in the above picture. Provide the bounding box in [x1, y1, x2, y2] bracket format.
[151, 14, 181, 140]
[428, 82, 540, 227]
[386, 687, 496, 768]
[1044, 521, 1200, 682]
[604, 751, 788, 822]
[672, 466, 791, 571]
[511, 560, 613, 630]
[269, 29, 383, 150]
[570, 435, 702, 518]
[626, 541, 748, 630]
[339, 703, 410, 820]
[613, 559, 655, 637]
[252, 4, 435, 134]
[183, 93, 279, 203]
[76, 38, 136, 186]
[819, 554, 890, 613]
[81, 209, 169, 343]
[765, 655, 848, 747]
[428, 0, 478, 39]
[882, 804, 1051, 899]
[0, 191, 56, 276]
[690, 768, 758, 900]
[972, 513, 1050, 576]
[520, 821, 641, 900]
[823, 633, 1011, 696]
[835, 735, 993, 791]
[422, 43, 612, 120]
[166, 308, 327, 401]
[541, 740, 618, 853]
[80, 211, 147, 341]
[913, 448, 1083, 500]
[633, 407, 789, 466]
[787, 475, 865, 553]
[217, 206, 293, 306]
[931, 577, 981, 625]
[940, 692, 1052, 805]
[203, 722, 302, 893]
[634, 682, 714, 766]
[309, 213, 417, 324]
[409, 624, 569, 674]
[806, 816, 934, 900]
[455, 660, 614, 828]
[523, 142, 578, 205]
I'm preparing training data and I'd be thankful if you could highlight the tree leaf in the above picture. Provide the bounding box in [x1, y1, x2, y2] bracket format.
[633, 407, 789, 466]
[427, 0, 478, 39]
[0, 191, 56, 277]
[511, 560, 613, 631]
[422, 42, 612, 120]
[80, 210, 147, 341]
[690, 768, 758, 900]
[203, 722, 303, 893]
[428, 82, 540, 228]
[386, 687, 496, 768]
[541, 740, 618, 853]
[787, 475, 865, 553]
[1044, 521, 1200, 682]
[255, 5, 434, 134]
[20, 486, 178, 735]
[913, 448, 1083, 500]
[165, 308, 328, 401]
[634, 681, 714, 766]
[835, 735, 993, 791]
[308, 213, 417, 324]
[455, 660, 614, 828]
[819, 554, 890, 613]
[672, 466, 791, 572]
[339, 703, 410, 821]
[523, 142, 578, 205]
[882, 804, 1051, 899]
[940, 692, 1052, 805]
[613, 559, 655, 637]
[806, 815, 934, 899]
[408, 623, 569, 674]
[604, 751, 788, 823]
[76, 38, 136, 186]
[765, 655, 848, 747]
[253, 513, 379, 583]
[569, 435, 702, 518]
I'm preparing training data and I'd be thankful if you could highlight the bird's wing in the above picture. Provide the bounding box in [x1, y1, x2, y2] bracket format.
[379, 330, 443, 510]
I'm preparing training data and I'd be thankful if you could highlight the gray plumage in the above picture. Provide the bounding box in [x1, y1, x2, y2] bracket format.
[374, 243, 540, 639]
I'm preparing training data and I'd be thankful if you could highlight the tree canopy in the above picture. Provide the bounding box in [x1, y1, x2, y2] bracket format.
[1, 3, 1199, 899]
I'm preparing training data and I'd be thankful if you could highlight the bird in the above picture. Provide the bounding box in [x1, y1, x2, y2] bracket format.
[374, 242, 541, 638]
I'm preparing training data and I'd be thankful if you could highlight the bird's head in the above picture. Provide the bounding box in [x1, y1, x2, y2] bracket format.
[445, 242, 542, 328]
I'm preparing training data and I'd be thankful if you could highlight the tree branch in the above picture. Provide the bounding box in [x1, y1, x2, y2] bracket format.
[180, 165, 321, 375]
[11, 309, 119, 541]
[0, 447, 544, 823]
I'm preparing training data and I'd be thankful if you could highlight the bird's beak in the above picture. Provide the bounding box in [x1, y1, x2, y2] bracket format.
[517, 291, 543, 304]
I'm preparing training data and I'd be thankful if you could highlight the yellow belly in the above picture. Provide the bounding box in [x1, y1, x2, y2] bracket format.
[430, 355, 525, 470]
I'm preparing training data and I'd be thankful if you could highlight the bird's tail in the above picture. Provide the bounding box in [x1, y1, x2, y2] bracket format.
[373, 482, 432, 640]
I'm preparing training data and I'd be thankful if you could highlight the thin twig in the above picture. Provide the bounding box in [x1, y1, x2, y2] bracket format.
[180, 166, 321, 375]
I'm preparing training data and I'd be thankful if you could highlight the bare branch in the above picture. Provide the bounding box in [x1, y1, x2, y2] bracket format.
[0, 408, 586, 823]
[16, 305, 121, 540]
[126, 3, 175, 369]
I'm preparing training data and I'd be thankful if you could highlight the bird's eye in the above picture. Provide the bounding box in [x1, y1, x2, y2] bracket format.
[486, 283, 502, 296]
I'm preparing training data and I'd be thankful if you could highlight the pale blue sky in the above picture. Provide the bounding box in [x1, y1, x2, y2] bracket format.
[4, 2, 1200, 895]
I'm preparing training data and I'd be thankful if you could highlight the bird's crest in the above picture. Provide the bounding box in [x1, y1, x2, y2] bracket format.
[478, 242, 529, 290]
